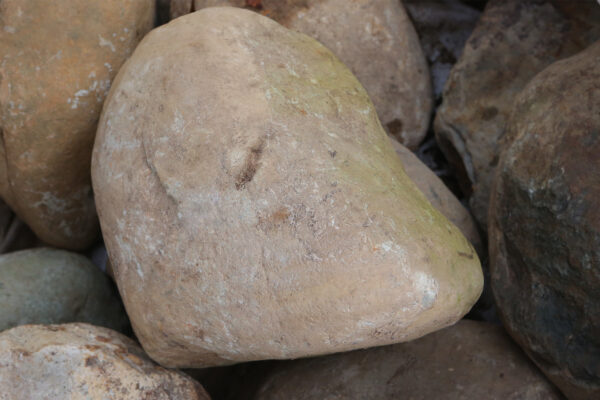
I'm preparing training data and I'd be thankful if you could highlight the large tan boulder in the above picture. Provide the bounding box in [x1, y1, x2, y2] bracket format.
[0, 0, 155, 249]
[188, 0, 432, 149]
[255, 320, 561, 400]
[434, 0, 600, 227]
[92, 8, 482, 367]
[392, 139, 482, 256]
[489, 41, 600, 400]
[0, 323, 210, 399]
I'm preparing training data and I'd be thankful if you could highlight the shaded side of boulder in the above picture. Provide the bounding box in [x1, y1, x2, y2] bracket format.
[255, 320, 561, 400]
[392, 139, 482, 256]
[489, 41, 600, 400]
[434, 0, 600, 227]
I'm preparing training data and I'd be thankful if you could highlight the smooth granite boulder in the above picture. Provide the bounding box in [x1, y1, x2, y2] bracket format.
[92, 8, 482, 367]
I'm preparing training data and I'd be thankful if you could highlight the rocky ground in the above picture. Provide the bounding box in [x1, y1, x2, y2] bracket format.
[0, 0, 598, 399]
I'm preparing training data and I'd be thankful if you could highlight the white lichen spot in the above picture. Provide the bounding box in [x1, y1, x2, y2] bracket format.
[3, 26, 16, 34]
[98, 35, 116, 52]
[171, 110, 186, 134]
[413, 271, 438, 308]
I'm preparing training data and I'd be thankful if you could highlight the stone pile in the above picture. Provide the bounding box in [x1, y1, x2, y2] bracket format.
[1, 0, 598, 399]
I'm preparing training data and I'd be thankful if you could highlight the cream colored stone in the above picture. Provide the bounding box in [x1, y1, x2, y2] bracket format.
[92, 7, 482, 368]
[0, 323, 210, 399]
[0, 0, 155, 249]
[193, 0, 433, 149]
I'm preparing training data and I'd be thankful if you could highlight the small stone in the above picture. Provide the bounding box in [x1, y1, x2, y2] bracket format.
[0, 248, 128, 332]
[489, 41, 600, 400]
[255, 320, 561, 400]
[0, 323, 210, 399]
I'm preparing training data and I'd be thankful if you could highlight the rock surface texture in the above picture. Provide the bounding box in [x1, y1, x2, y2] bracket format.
[192, 0, 433, 149]
[0, 0, 155, 249]
[255, 320, 561, 400]
[92, 8, 482, 368]
[0, 248, 128, 332]
[392, 139, 482, 256]
[0, 323, 210, 399]
[489, 41, 600, 400]
[434, 0, 600, 227]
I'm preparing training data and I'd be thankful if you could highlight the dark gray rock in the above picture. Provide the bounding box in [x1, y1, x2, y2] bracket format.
[435, 0, 600, 228]
[489, 41, 600, 400]
[255, 320, 561, 400]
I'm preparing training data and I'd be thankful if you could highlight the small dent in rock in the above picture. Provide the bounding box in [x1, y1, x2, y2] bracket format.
[386, 118, 404, 137]
[235, 138, 265, 190]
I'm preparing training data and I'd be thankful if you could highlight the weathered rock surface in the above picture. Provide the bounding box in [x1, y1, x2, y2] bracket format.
[0, 199, 40, 254]
[0, 0, 155, 249]
[392, 139, 482, 255]
[404, 0, 480, 102]
[434, 0, 600, 227]
[0, 323, 210, 399]
[489, 41, 600, 400]
[92, 8, 482, 367]
[191, 0, 432, 149]
[255, 320, 561, 400]
[0, 248, 128, 332]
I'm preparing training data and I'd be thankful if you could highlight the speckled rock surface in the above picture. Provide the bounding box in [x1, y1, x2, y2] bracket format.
[0, 0, 155, 249]
[92, 7, 482, 368]
[0, 248, 128, 332]
[0, 323, 210, 399]
[489, 41, 600, 400]
[392, 139, 482, 256]
[404, 0, 480, 101]
[434, 0, 600, 227]
[192, 0, 432, 149]
[255, 320, 561, 400]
